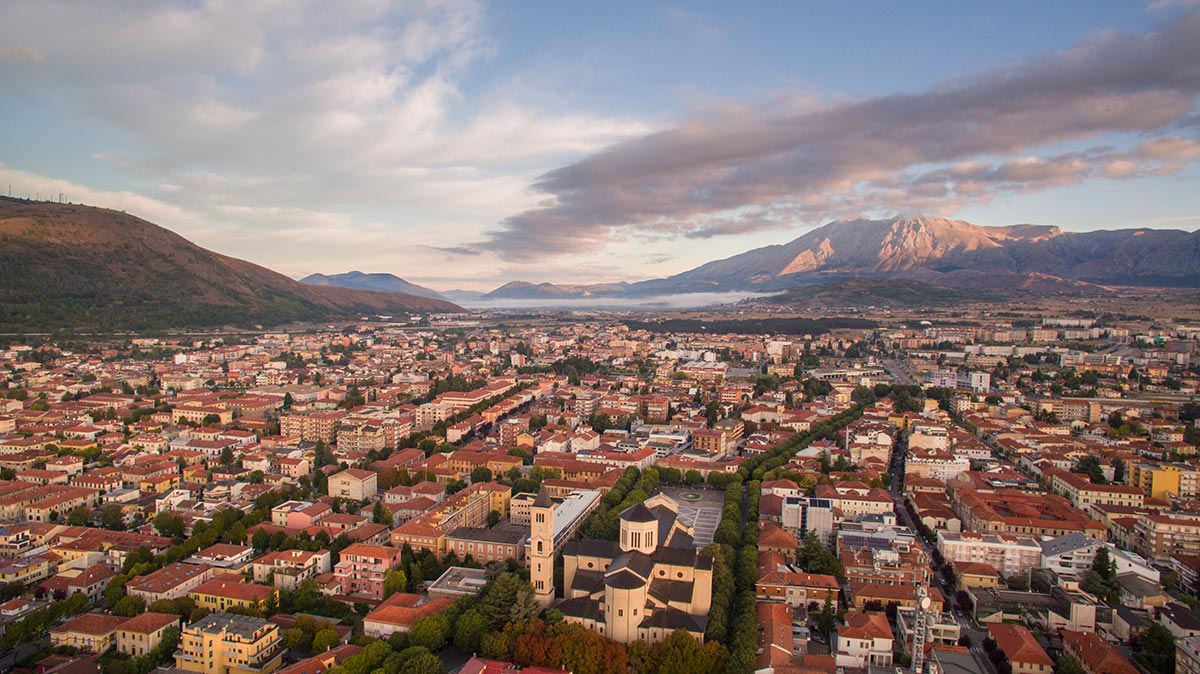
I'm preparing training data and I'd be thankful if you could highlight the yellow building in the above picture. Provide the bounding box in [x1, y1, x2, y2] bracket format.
[189, 578, 277, 614]
[51, 613, 128, 653]
[0, 552, 57, 585]
[1131, 462, 1200, 501]
[176, 613, 283, 674]
[116, 612, 181, 657]
[140, 474, 181, 493]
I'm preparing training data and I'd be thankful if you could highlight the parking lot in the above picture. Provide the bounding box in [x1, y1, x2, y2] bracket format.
[659, 486, 725, 549]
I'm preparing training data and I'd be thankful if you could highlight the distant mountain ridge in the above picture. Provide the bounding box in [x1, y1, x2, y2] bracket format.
[0, 198, 462, 329]
[300, 271, 448, 300]
[480, 215, 1200, 298]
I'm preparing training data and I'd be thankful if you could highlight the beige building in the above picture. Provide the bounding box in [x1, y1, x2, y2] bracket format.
[989, 624, 1053, 674]
[1136, 513, 1200, 562]
[116, 612, 180, 657]
[834, 611, 893, 669]
[176, 613, 283, 674]
[937, 531, 1042, 577]
[328, 469, 378, 502]
[1046, 468, 1145, 510]
[51, 613, 128, 653]
[547, 492, 714, 644]
[1178, 636, 1200, 674]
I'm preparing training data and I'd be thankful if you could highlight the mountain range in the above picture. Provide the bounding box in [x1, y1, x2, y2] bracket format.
[0, 198, 461, 330]
[411, 215, 1200, 300]
[299, 271, 448, 300]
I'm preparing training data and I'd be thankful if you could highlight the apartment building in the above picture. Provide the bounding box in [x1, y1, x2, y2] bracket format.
[937, 531, 1042, 577]
[126, 562, 215, 602]
[445, 527, 526, 565]
[50, 613, 128, 653]
[333, 544, 404, 599]
[390, 482, 512, 556]
[176, 613, 284, 674]
[251, 549, 332, 591]
[116, 612, 181, 657]
[755, 569, 839, 607]
[279, 411, 345, 444]
[190, 578, 277, 614]
[905, 449, 970, 483]
[1179, 636, 1200, 674]
[1136, 513, 1200, 562]
[1130, 462, 1200, 500]
[814, 482, 893, 519]
[1045, 468, 1145, 510]
[834, 611, 893, 669]
[336, 423, 388, 453]
[779, 496, 836, 544]
[327, 469, 378, 501]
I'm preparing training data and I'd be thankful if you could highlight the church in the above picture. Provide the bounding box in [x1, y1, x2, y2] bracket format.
[529, 489, 714, 644]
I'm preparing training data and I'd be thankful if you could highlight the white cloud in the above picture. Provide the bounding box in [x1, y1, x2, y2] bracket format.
[0, 0, 650, 275]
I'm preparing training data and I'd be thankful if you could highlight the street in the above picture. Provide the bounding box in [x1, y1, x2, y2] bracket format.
[0, 636, 48, 672]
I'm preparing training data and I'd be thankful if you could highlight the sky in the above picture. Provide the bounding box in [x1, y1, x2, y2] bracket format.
[1, 1, 1199, 291]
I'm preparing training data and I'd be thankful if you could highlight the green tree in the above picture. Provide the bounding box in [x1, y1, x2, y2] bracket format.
[1055, 654, 1084, 674]
[252, 529, 271, 551]
[383, 569, 408, 598]
[113, 595, 146, 617]
[284, 627, 312, 651]
[1074, 455, 1108, 485]
[373, 502, 392, 525]
[401, 652, 446, 674]
[478, 573, 539, 628]
[154, 512, 186, 539]
[470, 466, 493, 484]
[816, 593, 836, 641]
[99, 504, 126, 530]
[1081, 546, 1118, 603]
[1137, 623, 1176, 674]
[66, 505, 91, 526]
[649, 629, 723, 674]
[311, 628, 340, 653]
[408, 614, 449, 651]
[452, 608, 488, 653]
[103, 576, 128, 607]
[796, 531, 843, 579]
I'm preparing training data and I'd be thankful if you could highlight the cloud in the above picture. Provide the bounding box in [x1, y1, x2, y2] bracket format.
[665, 8, 722, 41]
[0, 0, 649, 264]
[0, 44, 45, 63]
[1150, 0, 1200, 9]
[0, 164, 200, 228]
[487, 11, 1200, 260]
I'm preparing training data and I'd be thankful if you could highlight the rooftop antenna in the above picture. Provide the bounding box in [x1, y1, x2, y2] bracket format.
[912, 584, 930, 674]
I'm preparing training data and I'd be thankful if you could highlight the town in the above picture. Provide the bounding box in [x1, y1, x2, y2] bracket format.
[0, 311, 1195, 674]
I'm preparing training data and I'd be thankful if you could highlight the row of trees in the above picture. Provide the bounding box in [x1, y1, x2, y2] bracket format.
[580, 467, 661, 540]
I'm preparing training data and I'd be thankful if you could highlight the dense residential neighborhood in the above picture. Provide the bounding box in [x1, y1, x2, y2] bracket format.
[0, 314, 1196, 674]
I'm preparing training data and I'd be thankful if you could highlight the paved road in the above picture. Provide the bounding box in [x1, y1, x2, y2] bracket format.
[440, 647, 472, 674]
[883, 360, 918, 387]
[0, 636, 48, 672]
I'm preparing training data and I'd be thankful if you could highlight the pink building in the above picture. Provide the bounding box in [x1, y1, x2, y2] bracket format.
[287, 502, 331, 530]
[333, 544, 404, 599]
